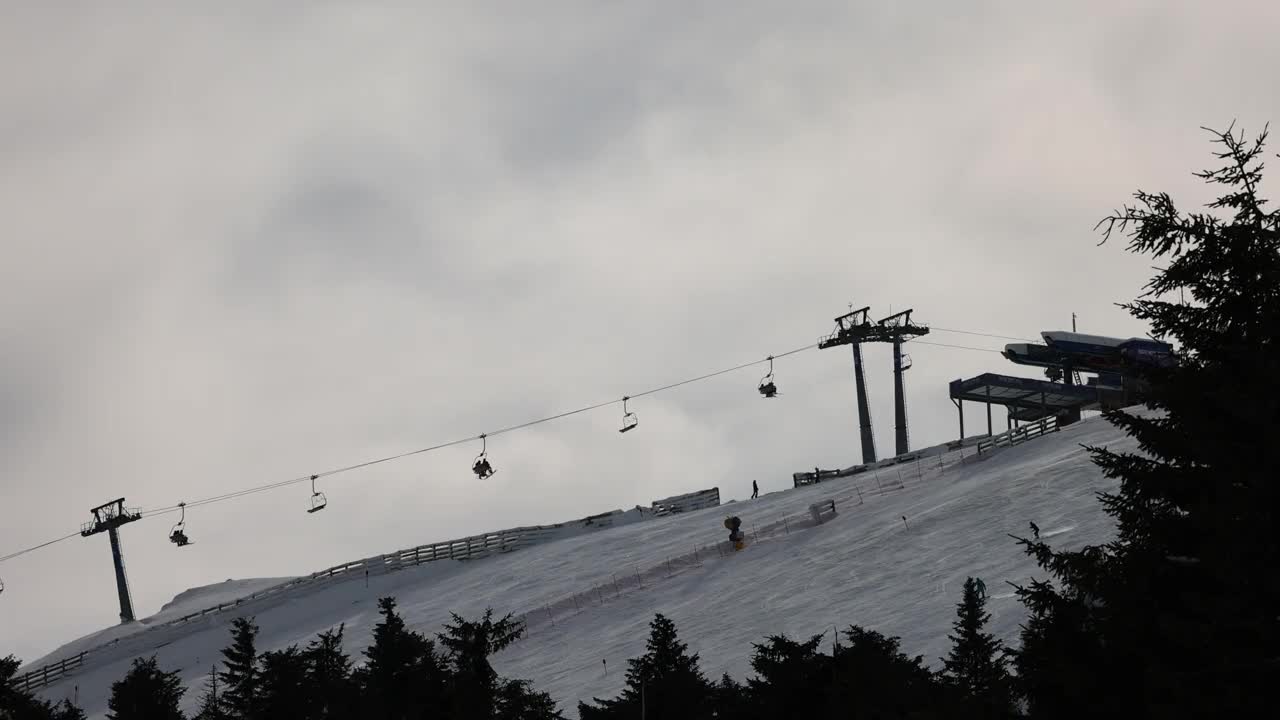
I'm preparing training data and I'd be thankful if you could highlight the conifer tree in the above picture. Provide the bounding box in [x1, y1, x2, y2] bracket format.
[192, 666, 226, 720]
[1013, 123, 1280, 718]
[578, 613, 713, 720]
[941, 578, 1015, 718]
[358, 597, 444, 719]
[217, 617, 260, 720]
[257, 646, 308, 720]
[50, 699, 88, 720]
[105, 656, 187, 720]
[711, 674, 748, 718]
[825, 626, 946, 718]
[492, 678, 564, 720]
[437, 608, 525, 719]
[1, 655, 86, 720]
[744, 634, 829, 719]
[302, 625, 357, 719]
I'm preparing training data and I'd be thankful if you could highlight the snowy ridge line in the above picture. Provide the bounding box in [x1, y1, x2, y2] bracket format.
[13, 508, 654, 691]
[508, 461, 948, 642]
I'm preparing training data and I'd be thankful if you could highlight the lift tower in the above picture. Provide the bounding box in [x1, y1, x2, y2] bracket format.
[875, 310, 930, 456]
[818, 307, 878, 464]
[81, 498, 142, 624]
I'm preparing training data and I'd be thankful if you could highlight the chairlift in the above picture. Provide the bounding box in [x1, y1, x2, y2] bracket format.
[307, 475, 327, 514]
[472, 434, 496, 479]
[758, 356, 779, 398]
[169, 502, 192, 547]
[619, 396, 638, 433]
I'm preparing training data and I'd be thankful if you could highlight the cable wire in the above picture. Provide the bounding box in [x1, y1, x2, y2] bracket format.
[905, 339, 1006, 354]
[0, 328, 1006, 565]
[122, 343, 815, 523]
[0, 531, 82, 564]
[930, 326, 1038, 342]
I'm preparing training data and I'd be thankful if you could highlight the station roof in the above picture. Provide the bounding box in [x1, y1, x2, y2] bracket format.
[949, 373, 1097, 416]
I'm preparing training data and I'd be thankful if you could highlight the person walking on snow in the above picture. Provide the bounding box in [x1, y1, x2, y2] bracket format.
[751, 480, 759, 499]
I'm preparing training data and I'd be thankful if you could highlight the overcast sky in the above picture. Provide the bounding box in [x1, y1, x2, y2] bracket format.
[3, 1, 1277, 663]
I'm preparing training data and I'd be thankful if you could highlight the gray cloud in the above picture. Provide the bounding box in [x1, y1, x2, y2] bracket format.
[2, 0, 1277, 665]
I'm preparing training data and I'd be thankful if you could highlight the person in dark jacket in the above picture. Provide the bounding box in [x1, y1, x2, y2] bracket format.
[751, 480, 759, 499]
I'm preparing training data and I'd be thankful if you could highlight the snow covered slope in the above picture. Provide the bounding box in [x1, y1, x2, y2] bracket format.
[34, 412, 1135, 718]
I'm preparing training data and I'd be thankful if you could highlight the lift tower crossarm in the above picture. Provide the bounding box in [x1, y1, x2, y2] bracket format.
[873, 309, 930, 456]
[817, 306, 874, 349]
[817, 305, 877, 463]
[81, 498, 142, 624]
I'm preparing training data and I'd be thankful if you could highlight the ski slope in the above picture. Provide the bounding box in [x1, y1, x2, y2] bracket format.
[32, 412, 1136, 718]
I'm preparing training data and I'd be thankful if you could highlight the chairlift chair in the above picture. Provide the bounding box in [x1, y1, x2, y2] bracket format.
[758, 356, 779, 398]
[307, 475, 327, 513]
[169, 502, 192, 547]
[472, 434, 497, 479]
[619, 396, 638, 433]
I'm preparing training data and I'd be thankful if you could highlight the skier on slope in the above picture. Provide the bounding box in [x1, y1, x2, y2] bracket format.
[751, 480, 759, 499]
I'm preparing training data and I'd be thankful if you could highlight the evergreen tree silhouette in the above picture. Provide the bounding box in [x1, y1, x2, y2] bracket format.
[217, 617, 260, 720]
[258, 646, 308, 720]
[437, 608, 525, 719]
[825, 626, 947, 718]
[744, 634, 829, 719]
[492, 678, 564, 720]
[941, 578, 1015, 718]
[711, 673, 748, 718]
[302, 625, 357, 719]
[0, 655, 87, 720]
[578, 613, 713, 720]
[49, 700, 88, 720]
[192, 666, 226, 720]
[357, 597, 445, 719]
[105, 656, 187, 720]
[1012, 123, 1280, 718]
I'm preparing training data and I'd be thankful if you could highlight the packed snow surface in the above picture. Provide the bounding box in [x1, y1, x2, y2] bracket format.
[35, 412, 1136, 718]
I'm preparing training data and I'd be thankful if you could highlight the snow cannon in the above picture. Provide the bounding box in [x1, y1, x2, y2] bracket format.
[724, 516, 745, 550]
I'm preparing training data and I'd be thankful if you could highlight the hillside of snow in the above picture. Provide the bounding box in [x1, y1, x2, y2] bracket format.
[33, 412, 1137, 718]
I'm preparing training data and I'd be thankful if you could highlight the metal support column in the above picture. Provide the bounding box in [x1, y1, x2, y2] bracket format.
[985, 385, 993, 437]
[107, 527, 135, 623]
[851, 343, 876, 464]
[892, 339, 909, 455]
[952, 397, 964, 441]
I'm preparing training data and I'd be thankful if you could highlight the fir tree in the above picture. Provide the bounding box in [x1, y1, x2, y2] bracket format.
[49, 700, 88, 720]
[192, 666, 227, 720]
[1013, 123, 1280, 718]
[217, 617, 260, 720]
[825, 625, 947, 718]
[744, 634, 829, 719]
[492, 678, 564, 720]
[437, 608, 525, 719]
[105, 656, 187, 720]
[257, 646, 308, 720]
[302, 625, 357, 719]
[578, 613, 713, 720]
[0, 654, 82, 720]
[710, 674, 748, 718]
[941, 578, 1015, 718]
[358, 597, 445, 719]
